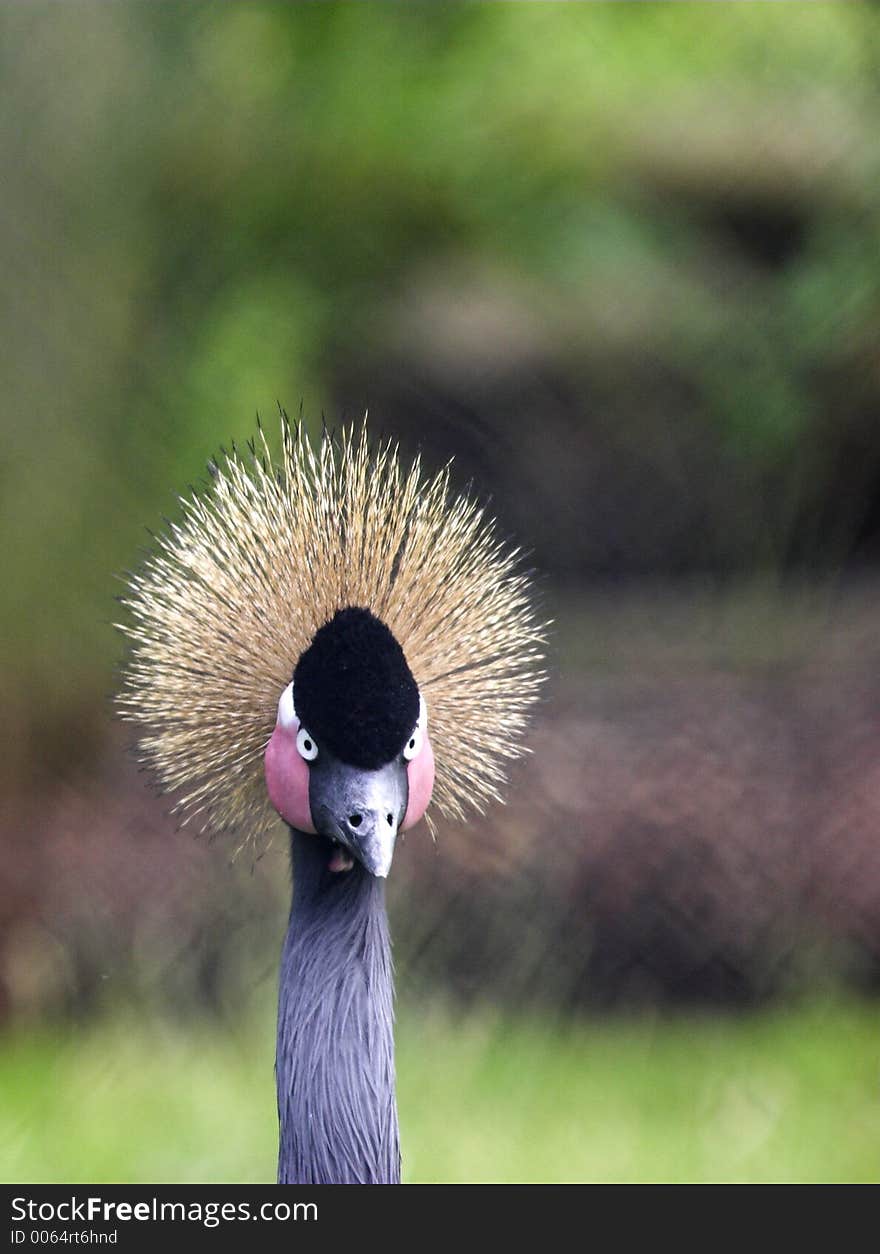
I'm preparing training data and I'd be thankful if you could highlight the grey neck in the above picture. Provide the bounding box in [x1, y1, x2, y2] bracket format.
[276, 827, 400, 1184]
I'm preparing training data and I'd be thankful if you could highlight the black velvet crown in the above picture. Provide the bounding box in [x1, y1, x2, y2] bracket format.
[292, 607, 420, 770]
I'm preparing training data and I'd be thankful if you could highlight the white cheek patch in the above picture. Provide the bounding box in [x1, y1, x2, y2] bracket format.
[404, 693, 429, 761]
[277, 681, 299, 731]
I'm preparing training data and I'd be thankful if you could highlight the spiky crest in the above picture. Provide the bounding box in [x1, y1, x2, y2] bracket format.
[117, 415, 546, 846]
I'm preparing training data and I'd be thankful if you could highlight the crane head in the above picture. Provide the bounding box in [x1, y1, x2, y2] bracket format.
[264, 607, 435, 876]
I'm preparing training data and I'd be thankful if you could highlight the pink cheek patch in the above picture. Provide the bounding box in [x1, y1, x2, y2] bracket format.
[265, 724, 316, 834]
[402, 734, 435, 831]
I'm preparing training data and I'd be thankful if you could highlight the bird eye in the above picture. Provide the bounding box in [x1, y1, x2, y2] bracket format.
[296, 728, 318, 761]
[403, 725, 423, 761]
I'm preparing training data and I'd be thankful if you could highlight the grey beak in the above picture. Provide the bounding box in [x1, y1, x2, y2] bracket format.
[309, 754, 408, 878]
[332, 808, 397, 879]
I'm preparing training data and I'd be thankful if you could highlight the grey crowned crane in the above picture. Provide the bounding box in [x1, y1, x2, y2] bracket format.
[118, 418, 545, 1183]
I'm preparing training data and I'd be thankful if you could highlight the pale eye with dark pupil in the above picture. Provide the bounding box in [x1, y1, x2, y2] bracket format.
[296, 727, 319, 761]
[403, 725, 422, 761]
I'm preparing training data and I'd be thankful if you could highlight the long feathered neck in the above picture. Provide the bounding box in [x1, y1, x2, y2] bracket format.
[276, 828, 400, 1184]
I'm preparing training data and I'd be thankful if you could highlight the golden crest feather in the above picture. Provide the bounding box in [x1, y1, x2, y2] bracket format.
[117, 417, 546, 845]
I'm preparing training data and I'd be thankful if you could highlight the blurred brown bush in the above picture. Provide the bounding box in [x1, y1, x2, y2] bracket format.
[3, 593, 880, 1020]
[395, 666, 880, 1009]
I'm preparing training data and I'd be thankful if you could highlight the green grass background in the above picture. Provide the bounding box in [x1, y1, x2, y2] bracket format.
[3, 1000, 877, 1184]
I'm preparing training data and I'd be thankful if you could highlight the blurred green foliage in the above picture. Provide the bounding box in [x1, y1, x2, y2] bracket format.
[2, 1, 879, 784]
[2, 999, 878, 1183]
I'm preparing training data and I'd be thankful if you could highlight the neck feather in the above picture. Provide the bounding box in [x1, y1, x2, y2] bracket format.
[276, 828, 400, 1184]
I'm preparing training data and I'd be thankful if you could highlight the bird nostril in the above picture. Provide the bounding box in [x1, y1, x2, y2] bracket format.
[386, 813, 393, 826]
[349, 814, 363, 828]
